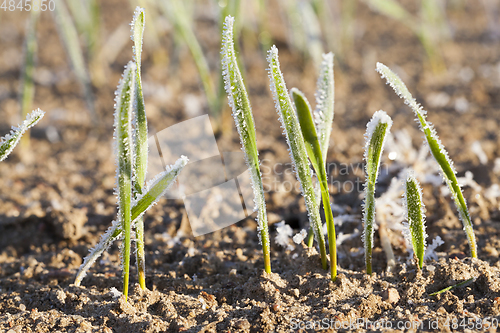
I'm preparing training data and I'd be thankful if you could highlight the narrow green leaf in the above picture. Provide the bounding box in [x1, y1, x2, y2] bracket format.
[74, 156, 188, 287]
[52, 0, 97, 123]
[376, 62, 477, 258]
[221, 16, 271, 273]
[292, 88, 337, 281]
[430, 277, 475, 296]
[0, 109, 44, 162]
[314, 53, 335, 165]
[114, 61, 136, 299]
[158, 0, 218, 118]
[130, 6, 148, 290]
[364, 0, 416, 29]
[19, 9, 40, 149]
[403, 170, 427, 269]
[267, 45, 328, 271]
[363, 110, 392, 275]
[306, 52, 335, 248]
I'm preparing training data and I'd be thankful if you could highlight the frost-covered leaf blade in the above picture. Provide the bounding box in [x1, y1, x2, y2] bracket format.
[132, 156, 188, 219]
[221, 16, 271, 273]
[114, 61, 136, 299]
[377, 62, 477, 258]
[403, 171, 427, 269]
[362, 110, 392, 275]
[0, 109, 44, 162]
[73, 157, 187, 287]
[130, 7, 148, 290]
[314, 53, 335, 164]
[74, 220, 121, 286]
[267, 45, 328, 272]
[131, 7, 148, 195]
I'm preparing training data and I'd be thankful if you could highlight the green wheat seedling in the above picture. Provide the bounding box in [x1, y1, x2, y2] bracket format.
[19, 9, 40, 149]
[363, 110, 392, 275]
[1, 109, 44, 162]
[403, 170, 427, 269]
[377, 62, 477, 258]
[267, 45, 329, 273]
[131, 7, 148, 291]
[74, 9, 188, 300]
[304, 53, 335, 248]
[52, 0, 97, 123]
[291, 88, 337, 281]
[221, 16, 271, 273]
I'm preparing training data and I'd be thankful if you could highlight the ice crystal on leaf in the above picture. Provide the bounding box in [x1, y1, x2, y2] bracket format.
[0, 109, 44, 162]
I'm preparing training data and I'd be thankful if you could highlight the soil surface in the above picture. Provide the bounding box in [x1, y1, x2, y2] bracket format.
[1, 0, 500, 332]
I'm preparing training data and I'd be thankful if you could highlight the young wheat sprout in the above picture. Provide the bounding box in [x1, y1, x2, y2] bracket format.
[306, 52, 335, 248]
[221, 16, 271, 273]
[114, 61, 135, 299]
[267, 45, 329, 272]
[363, 110, 392, 275]
[74, 9, 189, 298]
[131, 6, 148, 290]
[403, 170, 427, 269]
[376, 62, 477, 258]
[292, 88, 337, 281]
[0, 109, 44, 162]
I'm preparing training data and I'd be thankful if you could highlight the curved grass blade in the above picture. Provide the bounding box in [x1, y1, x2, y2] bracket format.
[403, 170, 427, 269]
[74, 156, 188, 287]
[363, 110, 392, 275]
[158, 0, 218, 118]
[131, 6, 148, 290]
[267, 45, 328, 270]
[430, 277, 475, 296]
[19, 9, 40, 149]
[307, 52, 335, 248]
[222, 16, 271, 273]
[0, 109, 44, 162]
[114, 61, 136, 299]
[52, 0, 97, 124]
[376, 62, 477, 258]
[292, 88, 336, 281]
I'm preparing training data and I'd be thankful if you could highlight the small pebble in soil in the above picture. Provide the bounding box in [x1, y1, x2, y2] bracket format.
[382, 288, 400, 304]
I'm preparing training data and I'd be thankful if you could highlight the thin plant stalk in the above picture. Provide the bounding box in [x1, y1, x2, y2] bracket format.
[19, 9, 40, 149]
[1, 109, 44, 162]
[292, 89, 336, 281]
[221, 16, 271, 273]
[114, 62, 136, 299]
[376, 62, 477, 258]
[403, 170, 427, 269]
[131, 7, 148, 290]
[362, 110, 392, 275]
[52, 0, 97, 124]
[267, 45, 328, 270]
